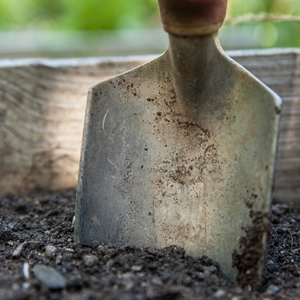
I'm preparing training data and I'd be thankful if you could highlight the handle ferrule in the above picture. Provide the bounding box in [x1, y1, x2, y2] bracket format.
[158, 0, 228, 36]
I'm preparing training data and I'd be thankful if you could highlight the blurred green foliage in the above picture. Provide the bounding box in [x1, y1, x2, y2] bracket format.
[0, 0, 158, 30]
[227, 0, 300, 47]
[0, 0, 299, 48]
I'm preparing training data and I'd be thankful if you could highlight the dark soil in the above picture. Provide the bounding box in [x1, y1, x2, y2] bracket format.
[1, 188, 300, 300]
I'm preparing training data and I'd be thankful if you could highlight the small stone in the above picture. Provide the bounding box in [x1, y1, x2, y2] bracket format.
[265, 284, 281, 296]
[121, 273, 135, 281]
[151, 278, 162, 286]
[195, 272, 206, 281]
[83, 255, 98, 267]
[64, 248, 75, 253]
[56, 255, 62, 265]
[213, 289, 226, 298]
[266, 260, 276, 273]
[106, 260, 114, 270]
[98, 245, 105, 255]
[72, 215, 76, 225]
[12, 241, 27, 258]
[131, 265, 143, 272]
[7, 222, 19, 231]
[161, 273, 171, 282]
[204, 270, 211, 278]
[45, 245, 57, 258]
[23, 263, 30, 279]
[182, 276, 192, 286]
[22, 282, 30, 291]
[33, 265, 66, 290]
[204, 265, 218, 274]
[121, 273, 135, 290]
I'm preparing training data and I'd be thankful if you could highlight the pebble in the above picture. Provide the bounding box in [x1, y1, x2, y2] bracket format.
[83, 255, 98, 267]
[12, 241, 27, 258]
[213, 289, 227, 298]
[106, 260, 114, 270]
[22, 282, 30, 291]
[195, 272, 206, 281]
[151, 278, 162, 286]
[23, 263, 30, 279]
[131, 265, 143, 272]
[33, 265, 66, 290]
[55, 255, 62, 265]
[265, 284, 281, 296]
[64, 248, 75, 253]
[121, 273, 135, 281]
[120, 273, 135, 290]
[202, 265, 218, 274]
[7, 222, 19, 231]
[161, 273, 171, 282]
[45, 245, 57, 258]
[266, 260, 276, 273]
[98, 245, 105, 255]
[182, 276, 192, 286]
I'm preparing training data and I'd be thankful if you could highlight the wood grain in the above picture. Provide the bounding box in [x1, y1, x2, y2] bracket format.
[231, 49, 300, 205]
[0, 51, 299, 204]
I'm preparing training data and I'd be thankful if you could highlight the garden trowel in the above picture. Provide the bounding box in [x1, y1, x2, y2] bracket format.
[75, 0, 281, 288]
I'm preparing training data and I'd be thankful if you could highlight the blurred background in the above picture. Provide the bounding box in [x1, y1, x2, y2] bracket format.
[0, 0, 299, 58]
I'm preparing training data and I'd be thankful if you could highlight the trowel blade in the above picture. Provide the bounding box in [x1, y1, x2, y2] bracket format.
[75, 39, 281, 287]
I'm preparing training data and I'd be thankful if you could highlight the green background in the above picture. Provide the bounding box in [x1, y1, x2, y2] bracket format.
[0, 0, 299, 48]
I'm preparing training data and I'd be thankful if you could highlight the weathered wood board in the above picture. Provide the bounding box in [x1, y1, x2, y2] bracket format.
[0, 50, 299, 204]
[232, 49, 300, 205]
[0, 57, 154, 195]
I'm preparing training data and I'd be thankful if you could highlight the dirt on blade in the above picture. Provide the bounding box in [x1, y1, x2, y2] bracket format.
[232, 211, 271, 290]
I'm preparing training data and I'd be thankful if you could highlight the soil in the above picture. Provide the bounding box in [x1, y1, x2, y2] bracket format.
[1, 188, 300, 300]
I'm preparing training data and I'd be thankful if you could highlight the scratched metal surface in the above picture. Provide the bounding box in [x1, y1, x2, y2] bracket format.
[75, 34, 281, 283]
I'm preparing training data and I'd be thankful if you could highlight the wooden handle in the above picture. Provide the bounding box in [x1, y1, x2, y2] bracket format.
[158, 0, 228, 36]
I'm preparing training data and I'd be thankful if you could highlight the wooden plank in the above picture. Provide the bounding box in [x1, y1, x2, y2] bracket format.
[273, 188, 300, 206]
[0, 51, 299, 205]
[279, 129, 300, 139]
[276, 151, 300, 160]
[232, 51, 300, 205]
[0, 56, 153, 194]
